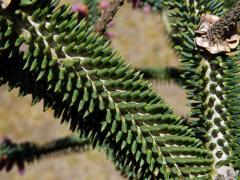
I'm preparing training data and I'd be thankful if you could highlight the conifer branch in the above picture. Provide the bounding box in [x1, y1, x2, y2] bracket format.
[0, 135, 90, 173]
[0, 1, 214, 178]
[83, 0, 101, 25]
[136, 67, 182, 84]
[2, 0, 240, 179]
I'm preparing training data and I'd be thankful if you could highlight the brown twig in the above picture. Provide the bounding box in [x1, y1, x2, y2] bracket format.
[207, 1, 240, 42]
[94, 0, 125, 34]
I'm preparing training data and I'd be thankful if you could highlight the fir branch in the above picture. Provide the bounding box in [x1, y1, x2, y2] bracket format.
[83, 0, 101, 25]
[0, 135, 90, 173]
[136, 67, 182, 84]
[224, 0, 237, 8]
[161, 0, 239, 178]
[3, 0, 240, 179]
[0, 1, 214, 178]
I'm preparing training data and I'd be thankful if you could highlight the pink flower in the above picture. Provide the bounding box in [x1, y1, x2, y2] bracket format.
[143, 5, 151, 13]
[99, 0, 110, 11]
[18, 168, 25, 176]
[105, 31, 115, 39]
[107, 21, 114, 28]
[130, 0, 140, 8]
[72, 4, 88, 17]
[72, 5, 80, 12]
[2, 137, 12, 146]
[17, 160, 25, 176]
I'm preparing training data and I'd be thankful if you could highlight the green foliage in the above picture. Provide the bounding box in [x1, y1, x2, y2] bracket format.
[132, 0, 235, 10]
[0, 0, 216, 179]
[224, 0, 237, 8]
[83, 0, 101, 25]
[136, 67, 182, 84]
[162, 0, 240, 169]
[1, 0, 240, 178]
[0, 135, 90, 172]
[133, 0, 240, 172]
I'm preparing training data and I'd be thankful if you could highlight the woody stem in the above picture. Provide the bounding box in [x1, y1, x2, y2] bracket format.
[94, 0, 125, 34]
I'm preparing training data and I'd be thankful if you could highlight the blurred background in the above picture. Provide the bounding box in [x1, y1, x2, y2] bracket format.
[0, 0, 188, 179]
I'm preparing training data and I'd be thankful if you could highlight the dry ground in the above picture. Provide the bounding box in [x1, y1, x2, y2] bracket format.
[0, 1, 188, 180]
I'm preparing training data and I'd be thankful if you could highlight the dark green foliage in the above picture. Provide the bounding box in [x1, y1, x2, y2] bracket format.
[136, 67, 182, 84]
[162, 0, 228, 165]
[222, 52, 240, 169]
[224, 0, 237, 8]
[0, 49, 210, 178]
[0, 135, 90, 172]
[1, 0, 240, 178]
[83, 0, 101, 25]
[131, 0, 235, 10]
[133, 0, 240, 171]
[162, 0, 240, 170]
[0, 0, 215, 179]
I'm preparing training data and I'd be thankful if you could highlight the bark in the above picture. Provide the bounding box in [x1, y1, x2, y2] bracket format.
[94, 0, 125, 34]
